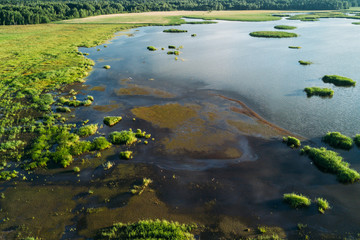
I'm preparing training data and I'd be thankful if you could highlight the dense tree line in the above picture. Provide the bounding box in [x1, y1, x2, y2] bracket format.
[0, 0, 355, 25]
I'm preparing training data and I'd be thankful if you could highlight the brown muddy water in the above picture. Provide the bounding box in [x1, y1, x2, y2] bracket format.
[2, 18, 360, 239]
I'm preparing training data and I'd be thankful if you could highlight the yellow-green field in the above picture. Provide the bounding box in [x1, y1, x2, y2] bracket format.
[62, 10, 298, 24]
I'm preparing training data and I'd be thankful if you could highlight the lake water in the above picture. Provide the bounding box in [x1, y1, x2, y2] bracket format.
[83, 17, 360, 139]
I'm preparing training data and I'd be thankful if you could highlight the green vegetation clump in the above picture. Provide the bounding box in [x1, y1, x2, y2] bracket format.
[109, 130, 137, 145]
[163, 29, 188, 33]
[147, 46, 157, 51]
[0, 140, 25, 153]
[322, 75, 356, 87]
[56, 106, 71, 113]
[98, 219, 196, 240]
[185, 21, 217, 24]
[92, 137, 112, 151]
[274, 25, 297, 30]
[354, 134, 360, 147]
[282, 136, 301, 148]
[131, 178, 153, 195]
[119, 150, 133, 160]
[249, 31, 298, 38]
[0, 170, 19, 181]
[322, 132, 353, 150]
[301, 146, 360, 183]
[167, 51, 180, 55]
[77, 124, 98, 137]
[298, 60, 312, 65]
[283, 193, 311, 208]
[69, 140, 92, 155]
[316, 198, 330, 214]
[304, 87, 334, 97]
[191, 34, 197, 37]
[73, 166, 80, 173]
[103, 65, 111, 69]
[289, 46, 301, 49]
[168, 45, 176, 49]
[103, 116, 122, 126]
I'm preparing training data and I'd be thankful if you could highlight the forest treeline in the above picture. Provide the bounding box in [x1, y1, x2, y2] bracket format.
[0, 0, 358, 25]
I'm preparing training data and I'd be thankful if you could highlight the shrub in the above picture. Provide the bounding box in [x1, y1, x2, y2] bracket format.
[103, 65, 111, 69]
[304, 87, 334, 97]
[322, 75, 356, 87]
[274, 25, 297, 30]
[0, 170, 19, 181]
[354, 134, 360, 147]
[191, 34, 197, 37]
[119, 150, 133, 160]
[69, 141, 92, 155]
[99, 219, 196, 240]
[92, 137, 112, 151]
[249, 31, 298, 38]
[168, 45, 176, 49]
[299, 60, 312, 65]
[283, 193, 311, 208]
[147, 46, 157, 51]
[301, 145, 360, 183]
[77, 124, 98, 137]
[103, 116, 122, 126]
[131, 178, 153, 195]
[56, 106, 71, 113]
[109, 130, 137, 145]
[163, 29, 188, 33]
[316, 198, 330, 214]
[322, 132, 353, 150]
[289, 46, 301, 49]
[282, 136, 301, 148]
[73, 166, 80, 173]
[167, 51, 180, 55]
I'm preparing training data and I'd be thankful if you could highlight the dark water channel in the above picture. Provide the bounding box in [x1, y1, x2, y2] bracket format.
[73, 17, 360, 239]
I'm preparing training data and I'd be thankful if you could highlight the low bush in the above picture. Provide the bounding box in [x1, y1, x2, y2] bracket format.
[77, 124, 98, 137]
[103, 116, 122, 126]
[322, 132, 353, 150]
[147, 46, 157, 51]
[283, 193, 311, 208]
[304, 87, 334, 97]
[299, 60, 312, 65]
[92, 137, 112, 151]
[322, 75, 356, 87]
[109, 130, 137, 145]
[131, 178, 153, 195]
[282, 136, 301, 148]
[119, 150, 133, 160]
[316, 197, 330, 214]
[301, 146, 360, 183]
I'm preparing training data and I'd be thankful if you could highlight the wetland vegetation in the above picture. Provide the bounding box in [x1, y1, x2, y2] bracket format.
[322, 132, 353, 150]
[103, 116, 122, 126]
[283, 193, 311, 208]
[298, 60, 312, 65]
[282, 136, 301, 148]
[304, 87, 334, 97]
[322, 75, 356, 86]
[249, 31, 298, 38]
[163, 28, 188, 33]
[274, 25, 297, 30]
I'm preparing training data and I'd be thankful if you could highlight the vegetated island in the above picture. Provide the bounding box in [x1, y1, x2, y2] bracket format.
[249, 31, 298, 38]
[322, 132, 353, 150]
[301, 146, 360, 183]
[147, 46, 157, 51]
[274, 25, 297, 30]
[322, 75, 356, 86]
[289, 46, 301, 49]
[298, 60, 312, 65]
[163, 29, 188, 33]
[283, 193, 311, 208]
[304, 87, 334, 97]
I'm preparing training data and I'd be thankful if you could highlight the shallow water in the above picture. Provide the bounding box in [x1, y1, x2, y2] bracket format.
[82, 17, 360, 139]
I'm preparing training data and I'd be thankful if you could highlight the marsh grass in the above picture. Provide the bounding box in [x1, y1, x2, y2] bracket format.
[109, 130, 137, 145]
[103, 116, 122, 126]
[301, 145, 360, 183]
[119, 150, 133, 160]
[315, 198, 330, 214]
[283, 193, 311, 208]
[322, 75, 356, 87]
[282, 136, 301, 148]
[147, 46, 157, 51]
[77, 124, 98, 137]
[289, 46, 301, 49]
[322, 132, 353, 150]
[92, 137, 112, 150]
[298, 60, 312, 65]
[274, 25, 297, 30]
[0, 170, 19, 181]
[249, 31, 298, 38]
[163, 29, 188, 33]
[130, 178, 153, 195]
[99, 219, 196, 240]
[304, 87, 334, 97]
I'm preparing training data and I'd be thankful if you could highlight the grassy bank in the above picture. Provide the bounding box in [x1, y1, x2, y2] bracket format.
[0, 23, 144, 162]
[249, 31, 298, 38]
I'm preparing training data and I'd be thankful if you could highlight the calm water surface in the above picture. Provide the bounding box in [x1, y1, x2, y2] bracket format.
[83, 17, 360, 139]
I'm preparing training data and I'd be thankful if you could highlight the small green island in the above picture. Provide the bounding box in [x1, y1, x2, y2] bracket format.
[289, 46, 301, 49]
[147, 46, 157, 51]
[322, 132, 353, 150]
[322, 75, 356, 86]
[298, 60, 312, 65]
[283, 193, 311, 208]
[249, 31, 298, 38]
[304, 87, 334, 97]
[163, 29, 188, 33]
[274, 25, 297, 30]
